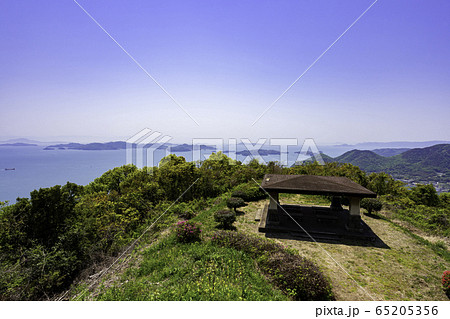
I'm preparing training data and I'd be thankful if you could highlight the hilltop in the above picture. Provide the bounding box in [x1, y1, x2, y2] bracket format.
[335, 150, 388, 171]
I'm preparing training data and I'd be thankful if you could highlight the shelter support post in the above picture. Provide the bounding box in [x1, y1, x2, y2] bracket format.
[267, 191, 280, 224]
[346, 196, 363, 232]
[330, 196, 343, 211]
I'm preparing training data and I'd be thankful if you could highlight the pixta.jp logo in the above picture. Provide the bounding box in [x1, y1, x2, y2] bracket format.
[126, 128, 324, 172]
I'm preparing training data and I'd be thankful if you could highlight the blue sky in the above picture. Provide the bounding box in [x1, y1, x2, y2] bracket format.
[0, 0, 449, 144]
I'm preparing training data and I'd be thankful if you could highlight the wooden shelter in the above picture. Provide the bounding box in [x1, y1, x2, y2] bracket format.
[258, 174, 377, 240]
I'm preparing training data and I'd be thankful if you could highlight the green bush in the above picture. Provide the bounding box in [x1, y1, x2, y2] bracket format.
[211, 231, 334, 301]
[231, 183, 266, 202]
[231, 190, 246, 200]
[259, 251, 334, 301]
[214, 210, 236, 229]
[361, 198, 383, 214]
[178, 208, 196, 220]
[226, 197, 246, 212]
[439, 193, 450, 208]
[174, 220, 202, 243]
[211, 230, 284, 255]
[170, 202, 196, 220]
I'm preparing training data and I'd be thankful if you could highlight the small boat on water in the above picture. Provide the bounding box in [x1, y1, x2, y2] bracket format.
[4, 168, 15, 171]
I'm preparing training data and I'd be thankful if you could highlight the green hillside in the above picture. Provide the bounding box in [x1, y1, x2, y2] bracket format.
[334, 144, 450, 182]
[335, 150, 389, 172]
[392, 144, 450, 177]
[372, 148, 410, 157]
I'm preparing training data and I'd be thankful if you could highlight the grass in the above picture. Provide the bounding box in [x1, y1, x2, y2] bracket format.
[280, 193, 331, 206]
[373, 213, 450, 263]
[95, 236, 287, 301]
[93, 193, 288, 301]
[389, 205, 449, 238]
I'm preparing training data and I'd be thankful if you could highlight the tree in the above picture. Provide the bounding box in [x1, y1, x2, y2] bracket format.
[367, 172, 402, 196]
[24, 182, 82, 247]
[360, 198, 383, 215]
[226, 197, 246, 212]
[408, 184, 440, 207]
[156, 155, 198, 201]
[88, 165, 137, 194]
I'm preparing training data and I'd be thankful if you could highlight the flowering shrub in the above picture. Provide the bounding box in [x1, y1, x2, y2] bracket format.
[214, 210, 236, 229]
[175, 220, 202, 243]
[442, 271, 450, 295]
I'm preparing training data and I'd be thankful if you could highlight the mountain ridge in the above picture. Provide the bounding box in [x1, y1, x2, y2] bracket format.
[332, 144, 450, 184]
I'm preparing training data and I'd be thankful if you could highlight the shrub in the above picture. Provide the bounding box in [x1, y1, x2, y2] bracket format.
[211, 230, 284, 255]
[226, 197, 246, 212]
[442, 271, 450, 295]
[361, 198, 383, 214]
[178, 208, 196, 220]
[174, 220, 202, 243]
[214, 210, 236, 229]
[231, 190, 246, 200]
[211, 231, 334, 301]
[259, 251, 334, 301]
[172, 203, 196, 220]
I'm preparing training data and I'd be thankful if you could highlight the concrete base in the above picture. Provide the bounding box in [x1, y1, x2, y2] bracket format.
[266, 207, 280, 225]
[345, 215, 364, 233]
[259, 204, 376, 242]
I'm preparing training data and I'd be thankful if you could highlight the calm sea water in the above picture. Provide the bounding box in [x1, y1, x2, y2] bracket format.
[0, 146, 129, 203]
[0, 145, 345, 203]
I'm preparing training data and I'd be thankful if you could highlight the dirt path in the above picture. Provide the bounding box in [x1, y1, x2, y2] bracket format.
[236, 199, 450, 301]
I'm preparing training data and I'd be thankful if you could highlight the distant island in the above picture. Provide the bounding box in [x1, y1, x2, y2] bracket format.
[169, 144, 216, 152]
[44, 141, 216, 152]
[0, 143, 38, 147]
[44, 141, 127, 150]
[235, 149, 282, 156]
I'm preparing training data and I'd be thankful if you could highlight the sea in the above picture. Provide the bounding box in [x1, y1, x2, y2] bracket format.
[0, 146, 125, 203]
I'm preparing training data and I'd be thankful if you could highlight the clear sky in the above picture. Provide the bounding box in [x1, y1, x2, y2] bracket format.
[1, 0, 449, 144]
